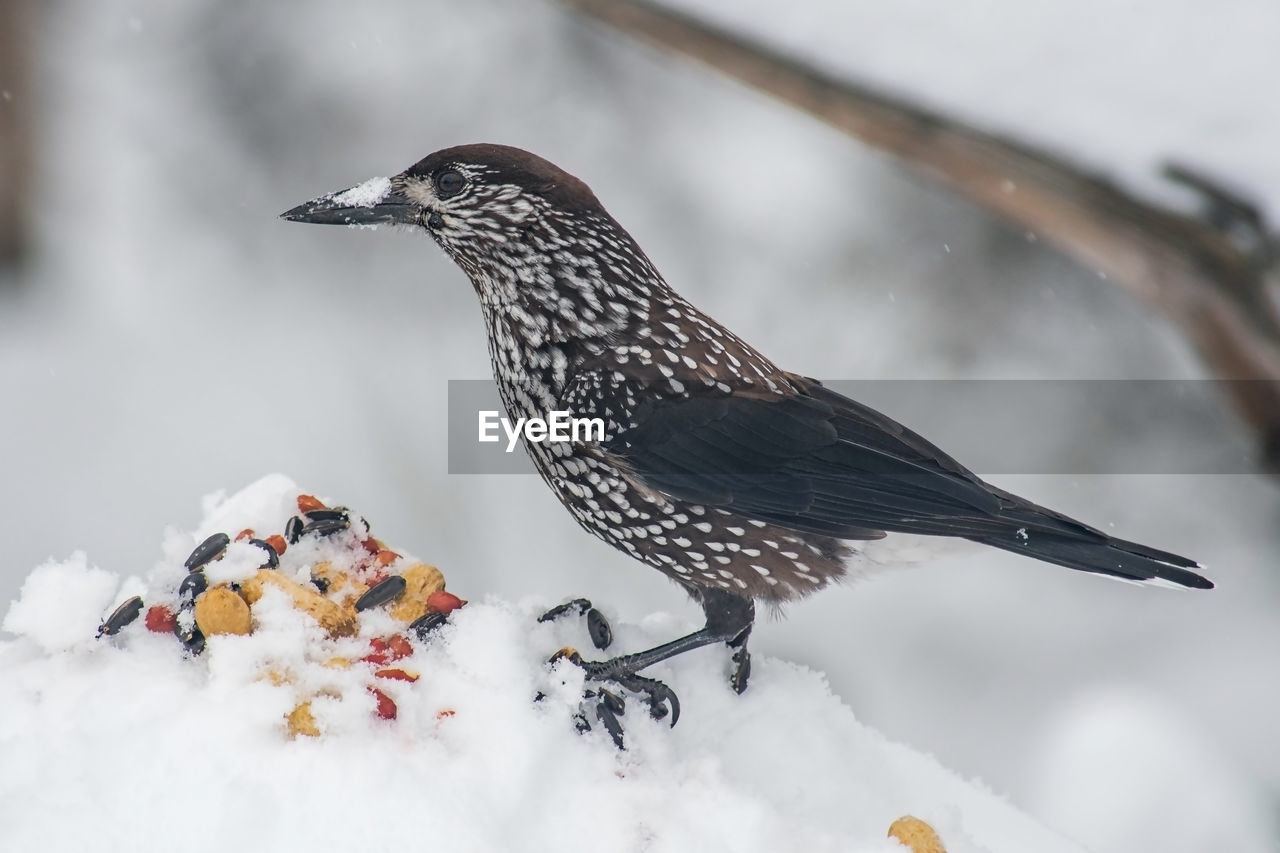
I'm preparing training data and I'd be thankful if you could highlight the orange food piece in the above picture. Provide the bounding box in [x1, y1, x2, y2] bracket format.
[427, 591, 465, 614]
[264, 534, 287, 556]
[362, 634, 412, 665]
[144, 605, 176, 633]
[887, 816, 946, 853]
[369, 687, 397, 720]
[234, 528, 254, 542]
[296, 494, 325, 513]
[375, 668, 419, 682]
[287, 702, 320, 738]
[386, 634, 413, 659]
[240, 570, 356, 638]
[375, 549, 399, 567]
[194, 586, 252, 636]
[362, 637, 392, 665]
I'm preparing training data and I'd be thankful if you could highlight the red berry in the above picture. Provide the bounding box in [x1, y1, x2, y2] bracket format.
[427, 591, 465, 614]
[145, 605, 176, 633]
[369, 687, 397, 720]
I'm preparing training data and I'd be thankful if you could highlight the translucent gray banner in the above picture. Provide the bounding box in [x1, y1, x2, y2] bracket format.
[446, 379, 1265, 475]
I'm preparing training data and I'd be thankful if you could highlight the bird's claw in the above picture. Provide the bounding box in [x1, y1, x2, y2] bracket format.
[538, 598, 592, 622]
[538, 598, 612, 650]
[591, 687, 627, 748]
[547, 648, 680, 749]
[607, 672, 680, 726]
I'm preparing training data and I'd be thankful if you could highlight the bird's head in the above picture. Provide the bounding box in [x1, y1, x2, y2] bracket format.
[282, 144, 664, 342]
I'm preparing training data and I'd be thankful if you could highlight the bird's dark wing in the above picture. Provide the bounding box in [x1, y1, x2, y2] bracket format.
[598, 373, 1012, 540]
[591, 373, 1210, 589]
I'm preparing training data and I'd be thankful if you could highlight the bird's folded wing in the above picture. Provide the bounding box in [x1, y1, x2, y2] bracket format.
[580, 371, 1060, 540]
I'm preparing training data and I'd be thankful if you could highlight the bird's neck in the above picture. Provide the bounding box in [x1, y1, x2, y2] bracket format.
[462, 211, 678, 406]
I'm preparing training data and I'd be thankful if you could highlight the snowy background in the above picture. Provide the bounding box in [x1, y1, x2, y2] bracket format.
[1, 1, 1277, 850]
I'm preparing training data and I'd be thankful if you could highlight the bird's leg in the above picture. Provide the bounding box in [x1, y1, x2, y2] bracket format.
[577, 588, 754, 688]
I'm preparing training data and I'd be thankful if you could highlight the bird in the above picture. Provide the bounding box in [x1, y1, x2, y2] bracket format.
[282, 143, 1212, 719]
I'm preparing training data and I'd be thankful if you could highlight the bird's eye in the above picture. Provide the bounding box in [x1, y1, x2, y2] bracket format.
[434, 169, 466, 199]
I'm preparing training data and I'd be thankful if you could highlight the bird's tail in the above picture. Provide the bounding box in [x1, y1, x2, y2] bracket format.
[971, 524, 1213, 589]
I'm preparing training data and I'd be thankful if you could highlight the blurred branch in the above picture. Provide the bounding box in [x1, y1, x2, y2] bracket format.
[560, 0, 1280, 472]
[0, 0, 35, 274]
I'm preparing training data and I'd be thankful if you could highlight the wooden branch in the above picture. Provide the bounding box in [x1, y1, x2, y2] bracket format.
[560, 0, 1280, 472]
[0, 0, 35, 274]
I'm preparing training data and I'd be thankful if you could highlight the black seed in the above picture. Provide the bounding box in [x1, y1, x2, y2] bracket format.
[302, 509, 349, 523]
[177, 625, 205, 655]
[301, 517, 349, 537]
[586, 607, 612, 650]
[179, 571, 208, 603]
[184, 532, 229, 572]
[97, 596, 144, 637]
[409, 611, 448, 639]
[310, 575, 330, 594]
[247, 538, 279, 569]
[285, 516, 304, 544]
[354, 575, 406, 611]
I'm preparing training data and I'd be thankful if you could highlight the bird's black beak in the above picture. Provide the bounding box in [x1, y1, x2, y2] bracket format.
[280, 177, 420, 227]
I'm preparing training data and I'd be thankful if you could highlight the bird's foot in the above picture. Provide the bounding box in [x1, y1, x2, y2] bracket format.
[538, 598, 613, 650]
[548, 647, 680, 749]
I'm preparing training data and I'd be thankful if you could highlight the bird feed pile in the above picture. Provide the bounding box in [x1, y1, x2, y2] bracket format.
[23, 476, 466, 735]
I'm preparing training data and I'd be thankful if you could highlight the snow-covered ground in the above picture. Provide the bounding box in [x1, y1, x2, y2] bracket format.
[1, 476, 1084, 853]
[2, 0, 1277, 849]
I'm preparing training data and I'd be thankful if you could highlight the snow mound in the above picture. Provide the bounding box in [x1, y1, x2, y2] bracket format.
[0, 476, 1084, 853]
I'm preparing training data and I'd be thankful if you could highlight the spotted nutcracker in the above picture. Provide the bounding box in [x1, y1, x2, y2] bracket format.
[283, 144, 1211, 719]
